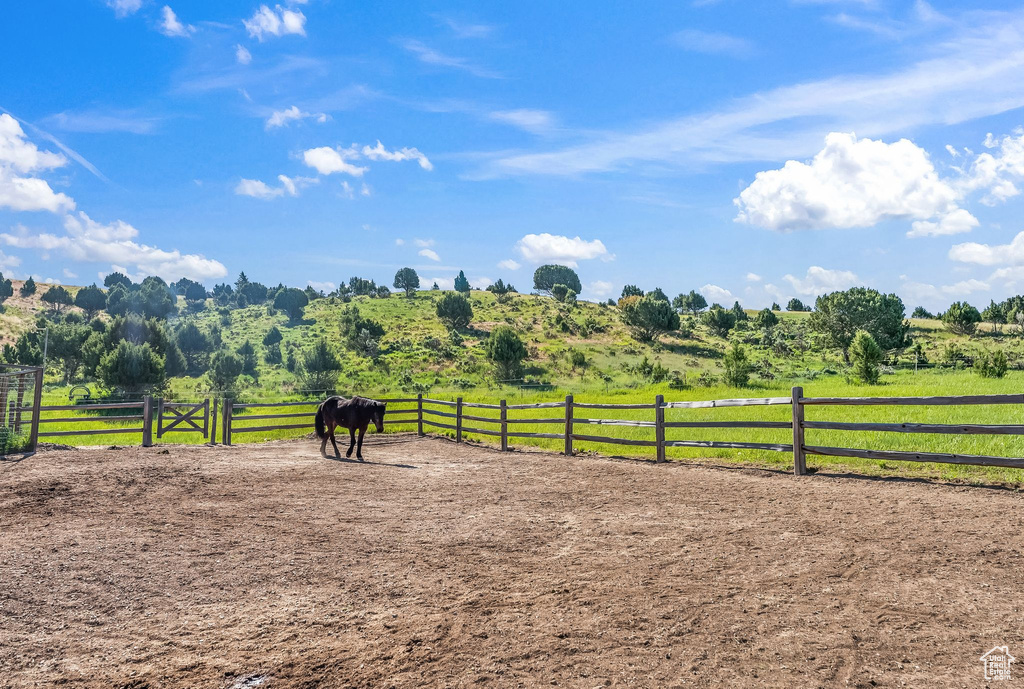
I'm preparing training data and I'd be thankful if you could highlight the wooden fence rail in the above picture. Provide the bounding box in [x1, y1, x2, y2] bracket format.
[12, 382, 1024, 476]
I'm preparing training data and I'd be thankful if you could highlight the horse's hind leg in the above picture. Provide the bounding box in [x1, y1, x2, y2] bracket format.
[320, 425, 330, 458]
[346, 427, 356, 458]
[356, 425, 367, 461]
[329, 425, 342, 458]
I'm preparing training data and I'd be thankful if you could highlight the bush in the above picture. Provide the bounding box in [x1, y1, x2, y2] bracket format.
[620, 294, 680, 342]
[849, 330, 883, 384]
[98, 341, 165, 394]
[273, 287, 309, 322]
[209, 351, 244, 394]
[533, 265, 581, 295]
[436, 293, 473, 330]
[297, 340, 342, 392]
[723, 341, 753, 387]
[975, 350, 1009, 378]
[485, 326, 528, 381]
[700, 304, 735, 337]
[942, 301, 982, 335]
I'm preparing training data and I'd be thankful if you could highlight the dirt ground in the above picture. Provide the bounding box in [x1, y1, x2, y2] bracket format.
[1, 435, 1023, 688]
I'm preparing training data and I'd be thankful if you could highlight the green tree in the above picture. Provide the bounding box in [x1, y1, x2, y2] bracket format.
[47, 321, 92, 383]
[487, 279, 516, 303]
[911, 306, 935, 319]
[105, 284, 142, 316]
[339, 306, 385, 349]
[723, 342, 753, 387]
[208, 351, 244, 394]
[19, 276, 37, 297]
[348, 276, 377, 296]
[0, 273, 12, 308]
[297, 340, 342, 392]
[436, 293, 473, 330]
[485, 326, 528, 381]
[620, 293, 681, 342]
[262, 326, 283, 347]
[672, 290, 707, 315]
[273, 287, 309, 322]
[41, 285, 73, 314]
[264, 341, 283, 365]
[771, 302, 781, 311]
[74, 284, 106, 320]
[982, 300, 1007, 333]
[183, 281, 208, 309]
[975, 350, 1009, 378]
[849, 330, 883, 384]
[700, 304, 735, 337]
[810, 288, 911, 362]
[551, 284, 570, 302]
[103, 272, 133, 290]
[787, 298, 808, 312]
[98, 341, 165, 394]
[140, 277, 176, 319]
[621, 284, 644, 300]
[175, 322, 212, 373]
[533, 265, 581, 295]
[648, 287, 669, 303]
[237, 340, 259, 378]
[393, 267, 420, 297]
[454, 270, 471, 293]
[730, 301, 748, 322]
[942, 301, 982, 336]
[753, 307, 778, 330]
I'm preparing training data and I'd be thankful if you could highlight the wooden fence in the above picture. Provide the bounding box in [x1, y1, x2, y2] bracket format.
[11, 384, 1024, 474]
[0, 364, 42, 450]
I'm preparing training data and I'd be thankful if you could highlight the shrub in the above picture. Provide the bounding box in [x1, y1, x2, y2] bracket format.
[41, 285, 73, 314]
[620, 294, 680, 342]
[297, 340, 342, 392]
[811, 288, 910, 361]
[209, 351, 244, 394]
[975, 350, 1009, 378]
[942, 301, 982, 335]
[74, 284, 106, 320]
[19, 276, 36, 297]
[485, 326, 528, 381]
[533, 265, 581, 295]
[849, 330, 883, 384]
[273, 287, 309, 322]
[454, 270, 471, 293]
[723, 341, 753, 387]
[436, 293, 473, 330]
[98, 341, 165, 394]
[700, 304, 735, 337]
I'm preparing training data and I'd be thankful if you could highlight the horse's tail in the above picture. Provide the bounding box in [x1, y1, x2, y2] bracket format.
[314, 402, 327, 439]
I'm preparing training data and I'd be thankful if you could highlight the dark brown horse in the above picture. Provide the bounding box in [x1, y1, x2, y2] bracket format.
[314, 396, 387, 460]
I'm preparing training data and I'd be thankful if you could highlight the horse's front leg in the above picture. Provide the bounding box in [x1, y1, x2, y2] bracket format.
[356, 425, 367, 461]
[346, 427, 356, 458]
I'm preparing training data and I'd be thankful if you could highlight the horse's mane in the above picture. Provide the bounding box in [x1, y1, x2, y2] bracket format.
[344, 395, 385, 408]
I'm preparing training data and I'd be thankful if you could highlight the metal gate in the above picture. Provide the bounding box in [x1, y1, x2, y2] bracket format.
[157, 399, 209, 439]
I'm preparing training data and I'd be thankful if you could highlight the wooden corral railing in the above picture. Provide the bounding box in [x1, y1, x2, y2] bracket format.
[15, 385, 1024, 475]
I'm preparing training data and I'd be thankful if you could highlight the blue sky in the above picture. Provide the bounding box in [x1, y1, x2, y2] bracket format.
[4, 1, 1024, 311]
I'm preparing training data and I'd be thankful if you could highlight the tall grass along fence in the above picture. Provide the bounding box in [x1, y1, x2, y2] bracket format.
[0, 364, 42, 453]
[11, 382, 1024, 477]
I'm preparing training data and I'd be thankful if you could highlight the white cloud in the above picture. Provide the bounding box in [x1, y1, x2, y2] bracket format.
[735, 132, 968, 235]
[949, 231, 1024, 267]
[671, 29, 754, 58]
[436, 16, 495, 39]
[0, 212, 227, 281]
[0, 249, 22, 272]
[783, 266, 859, 297]
[394, 238, 406, 246]
[414, 238, 435, 248]
[400, 39, 501, 78]
[0, 114, 75, 214]
[488, 109, 556, 135]
[106, 0, 142, 17]
[62, 268, 78, 279]
[302, 146, 368, 177]
[941, 278, 988, 294]
[340, 181, 355, 199]
[497, 259, 521, 270]
[956, 129, 1024, 206]
[159, 6, 195, 37]
[515, 233, 612, 267]
[234, 174, 316, 199]
[236, 44, 252, 65]
[361, 141, 433, 171]
[244, 4, 307, 41]
[584, 280, 615, 299]
[418, 248, 441, 262]
[307, 280, 335, 293]
[483, 11, 1024, 177]
[746, 272, 762, 282]
[907, 208, 979, 238]
[700, 284, 734, 304]
[265, 105, 328, 130]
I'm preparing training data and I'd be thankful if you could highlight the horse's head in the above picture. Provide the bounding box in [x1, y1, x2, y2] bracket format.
[374, 401, 386, 432]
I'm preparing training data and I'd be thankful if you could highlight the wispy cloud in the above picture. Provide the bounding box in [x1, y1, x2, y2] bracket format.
[670, 29, 755, 58]
[43, 108, 162, 135]
[480, 9, 1024, 177]
[434, 15, 495, 39]
[399, 39, 502, 78]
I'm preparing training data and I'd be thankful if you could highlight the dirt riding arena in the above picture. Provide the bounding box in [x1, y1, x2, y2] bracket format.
[2, 435, 1022, 688]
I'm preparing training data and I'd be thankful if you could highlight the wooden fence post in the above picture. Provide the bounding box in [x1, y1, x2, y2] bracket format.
[791, 386, 806, 475]
[500, 399, 508, 452]
[456, 396, 463, 443]
[209, 397, 219, 445]
[564, 394, 574, 456]
[27, 367, 43, 452]
[417, 393, 424, 437]
[142, 395, 154, 447]
[655, 394, 665, 463]
[223, 399, 232, 446]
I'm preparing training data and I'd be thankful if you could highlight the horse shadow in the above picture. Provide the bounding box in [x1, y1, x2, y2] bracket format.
[324, 455, 418, 470]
